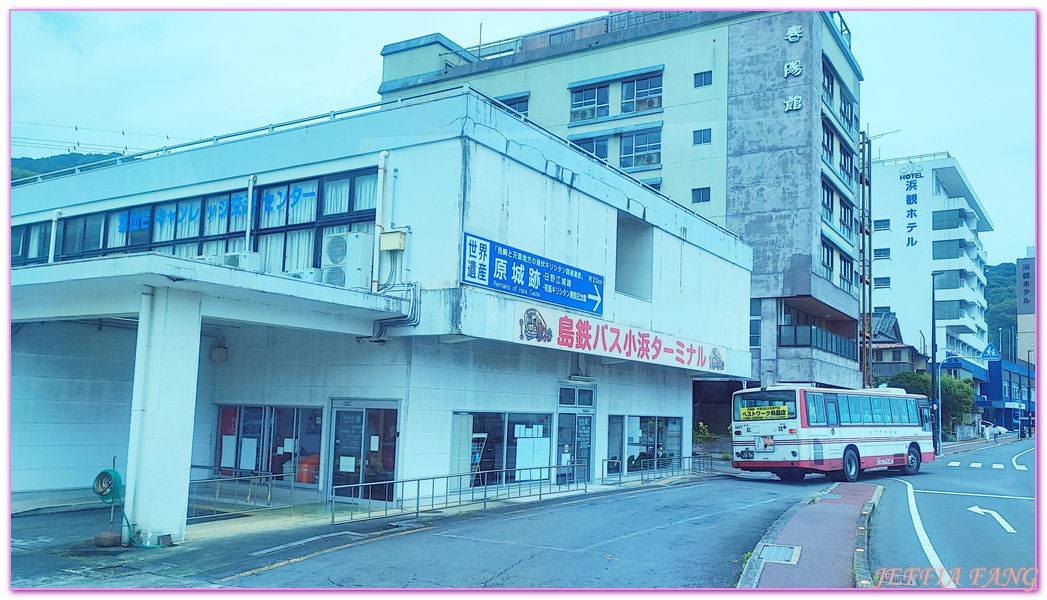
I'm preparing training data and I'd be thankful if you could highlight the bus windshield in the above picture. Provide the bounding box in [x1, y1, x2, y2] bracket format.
[733, 390, 797, 421]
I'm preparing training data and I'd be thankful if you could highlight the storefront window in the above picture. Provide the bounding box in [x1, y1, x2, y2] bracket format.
[450, 411, 552, 490]
[625, 415, 682, 471]
[213, 405, 323, 487]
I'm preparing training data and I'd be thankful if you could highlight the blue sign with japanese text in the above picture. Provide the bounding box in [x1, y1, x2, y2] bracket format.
[462, 233, 604, 315]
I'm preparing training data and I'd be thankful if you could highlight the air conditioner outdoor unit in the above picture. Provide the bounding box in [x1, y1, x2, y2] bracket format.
[283, 268, 323, 282]
[570, 107, 596, 122]
[321, 232, 374, 289]
[639, 97, 662, 111]
[635, 152, 661, 166]
[223, 251, 261, 271]
[193, 254, 226, 266]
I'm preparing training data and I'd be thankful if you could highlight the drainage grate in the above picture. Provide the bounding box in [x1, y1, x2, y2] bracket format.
[757, 543, 801, 565]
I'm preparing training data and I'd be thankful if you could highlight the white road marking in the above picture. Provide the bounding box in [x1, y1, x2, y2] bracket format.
[892, 478, 957, 588]
[970, 462, 982, 468]
[913, 489, 1035, 501]
[992, 464, 1004, 469]
[948, 461, 961, 467]
[1012, 447, 1034, 471]
[967, 505, 1017, 533]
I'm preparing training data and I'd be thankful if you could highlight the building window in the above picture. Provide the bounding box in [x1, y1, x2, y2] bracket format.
[559, 386, 596, 407]
[840, 98, 854, 124]
[821, 123, 835, 165]
[873, 248, 891, 260]
[621, 75, 662, 113]
[822, 64, 835, 101]
[501, 97, 529, 117]
[839, 202, 854, 237]
[821, 180, 834, 222]
[932, 209, 962, 230]
[821, 241, 834, 273]
[573, 138, 608, 161]
[874, 277, 891, 289]
[750, 299, 761, 349]
[570, 85, 609, 122]
[873, 219, 891, 231]
[692, 128, 712, 145]
[691, 187, 711, 204]
[694, 70, 713, 88]
[550, 29, 575, 46]
[892, 349, 903, 362]
[619, 130, 661, 169]
[840, 149, 854, 183]
[873, 306, 890, 314]
[840, 257, 853, 288]
[873, 350, 883, 361]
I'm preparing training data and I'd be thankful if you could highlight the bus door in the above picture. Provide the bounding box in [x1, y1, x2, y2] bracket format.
[821, 393, 843, 468]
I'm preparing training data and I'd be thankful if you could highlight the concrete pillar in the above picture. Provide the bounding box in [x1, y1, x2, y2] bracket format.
[122, 286, 202, 545]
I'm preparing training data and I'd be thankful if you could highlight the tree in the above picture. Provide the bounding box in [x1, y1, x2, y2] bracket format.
[940, 374, 975, 427]
[888, 371, 931, 398]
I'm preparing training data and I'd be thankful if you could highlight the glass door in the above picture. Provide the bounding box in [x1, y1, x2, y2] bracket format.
[556, 413, 592, 484]
[331, 409, 365, 499]
[329, 405, 398, 502]
[362, 408, 397, 501]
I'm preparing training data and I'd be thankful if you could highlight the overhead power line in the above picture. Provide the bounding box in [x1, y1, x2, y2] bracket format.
[11, 120, 195, 142]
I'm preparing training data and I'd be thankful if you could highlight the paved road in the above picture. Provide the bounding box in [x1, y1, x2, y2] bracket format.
[867, 439, 1036, 590]
[13, 473, 833, 589]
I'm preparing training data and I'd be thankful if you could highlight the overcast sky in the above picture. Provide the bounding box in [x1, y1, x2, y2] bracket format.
[8, 8, 1037, 264]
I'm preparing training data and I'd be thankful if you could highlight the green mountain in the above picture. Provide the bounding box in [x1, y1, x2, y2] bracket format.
[984, 262, 1017, 358]
[12, 152, 124, 180]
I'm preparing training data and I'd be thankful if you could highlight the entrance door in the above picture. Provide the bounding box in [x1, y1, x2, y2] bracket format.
[329, 405, 398, 502]
[556, 413, 592, 483]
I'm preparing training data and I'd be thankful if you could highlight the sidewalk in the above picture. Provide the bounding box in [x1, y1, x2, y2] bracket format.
[738, 482, 881, 589]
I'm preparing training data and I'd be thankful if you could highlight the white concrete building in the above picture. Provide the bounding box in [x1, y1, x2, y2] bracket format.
[11, 88, 752, 543]
[870, 152, 994, 363]
[378, 10, 867, 402]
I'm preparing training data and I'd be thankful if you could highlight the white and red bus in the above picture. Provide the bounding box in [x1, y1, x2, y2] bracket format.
[731, 385, 934, 482]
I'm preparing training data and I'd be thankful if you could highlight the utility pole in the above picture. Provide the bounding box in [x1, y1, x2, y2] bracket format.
[858, 128, 898, 388]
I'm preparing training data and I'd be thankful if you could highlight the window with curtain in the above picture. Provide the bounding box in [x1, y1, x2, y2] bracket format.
[152, 202, 177, 243]
[353, 174, 377, 211]
[204, 194, 230, 236]
[258, 184, 289, 229]
[322, 178, 352, 216]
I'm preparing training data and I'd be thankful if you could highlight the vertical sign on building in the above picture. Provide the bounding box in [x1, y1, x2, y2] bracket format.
[1017, 257, 1035, 315]
[898, 163, 924, 249]
[782, 24, 804, 112]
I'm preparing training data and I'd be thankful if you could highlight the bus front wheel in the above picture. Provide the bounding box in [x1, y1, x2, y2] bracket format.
[901, 446, 921, 476]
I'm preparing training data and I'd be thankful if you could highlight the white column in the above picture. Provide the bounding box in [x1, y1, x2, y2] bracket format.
[122, 286, 202, 545]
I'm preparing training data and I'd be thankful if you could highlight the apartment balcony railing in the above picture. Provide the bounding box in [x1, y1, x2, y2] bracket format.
[778, 324, 858, 360]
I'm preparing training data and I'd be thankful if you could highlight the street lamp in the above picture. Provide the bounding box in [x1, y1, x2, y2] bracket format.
[931, 271, 946, 455]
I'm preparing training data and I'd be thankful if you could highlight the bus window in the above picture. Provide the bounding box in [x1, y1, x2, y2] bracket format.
[871, 397, 884, 423]
[890, 398, 902, 424]
[921, 408, 931, 431]
[906, 399, 919, 424]
[860, 396, 873, 424]
[882, 397, 893, 424]
[901, 400, 913, 424]
[848, 396, 862, 425]
[814, 393, 826, 425]
[733, 390, 797, 421]
[805, 394, 824, 426]
[825, 396, 840, 426]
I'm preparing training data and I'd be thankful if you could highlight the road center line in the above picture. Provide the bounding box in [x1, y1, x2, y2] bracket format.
[891, 478, 957, 588]
[912, 489, 1034, 501]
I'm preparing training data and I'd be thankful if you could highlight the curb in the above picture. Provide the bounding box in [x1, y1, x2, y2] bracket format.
[854, 485, 884, 588]
[736, 483, 833, 588]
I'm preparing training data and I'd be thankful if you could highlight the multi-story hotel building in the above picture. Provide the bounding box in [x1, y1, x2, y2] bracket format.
[379, 10, 867, 399]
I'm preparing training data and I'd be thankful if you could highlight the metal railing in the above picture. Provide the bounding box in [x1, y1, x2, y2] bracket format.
[330, 463, 589, 525]
[600, 454, 714, 486]
[779, 324, 858, 360]
[187, 466, 302, 522]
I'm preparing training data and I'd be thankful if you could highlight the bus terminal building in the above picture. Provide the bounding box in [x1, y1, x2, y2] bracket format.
[10, 88, 753, 544]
